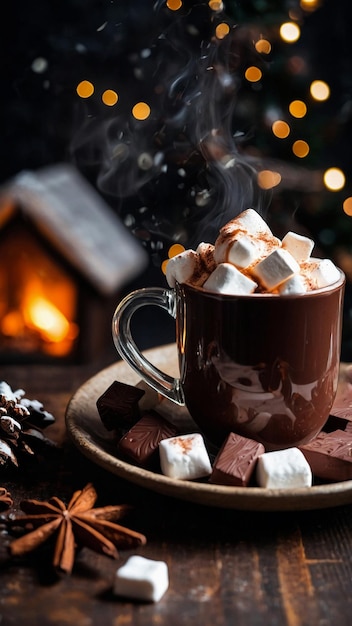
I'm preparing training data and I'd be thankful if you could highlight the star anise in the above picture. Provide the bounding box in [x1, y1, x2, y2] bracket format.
[0, 486, 13, 511]
[0, 381, 57, 469]
[8, 483, 147, 574]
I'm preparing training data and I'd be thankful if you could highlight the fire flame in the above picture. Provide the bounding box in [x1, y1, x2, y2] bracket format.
[24, 296, 71, 343]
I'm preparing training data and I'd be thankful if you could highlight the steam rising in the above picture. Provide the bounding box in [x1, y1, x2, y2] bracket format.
[72, 0, 266, 250]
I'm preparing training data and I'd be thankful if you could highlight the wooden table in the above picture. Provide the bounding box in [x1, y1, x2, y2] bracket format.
[1, 353, 352, 626]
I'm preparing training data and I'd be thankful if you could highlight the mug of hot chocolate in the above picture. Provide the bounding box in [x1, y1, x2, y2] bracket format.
[112, 209, 345, 450]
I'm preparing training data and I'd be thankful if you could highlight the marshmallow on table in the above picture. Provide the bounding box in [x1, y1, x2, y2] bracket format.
[282, 231, 314, 262]
[301, 258, 341, 289]
[256, 447, 312, 488]
[203, 262, 258, 295]
[114, 555, 169, 602]
[252, 248, 300, 292]
[159, 433, 212, 480]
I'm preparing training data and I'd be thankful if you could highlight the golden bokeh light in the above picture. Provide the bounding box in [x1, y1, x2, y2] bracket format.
[76, 80, 94, 99]
[279, 22, 301, 43]
[168, 244, 185, 258]
[161, 259, 169, 275]
[300, 0, 321, 10]
[166, 0, 182, 10]
[310, 80, 330, 101]
[323, 167, 346, 191]
[215, 22, 230, 39]
[257, 170, 282, 190]
[208, 0, 223, 10]
[102, 89, 119, 106]
[289, 99, 307, 118]
[255, 39, 271, 54]
[245, 66, 262, 82]
[132, 102, 151, 120]
[272, 120, 290, 139]
[343, 197, 352, 217]
[292, 140, 310, 158]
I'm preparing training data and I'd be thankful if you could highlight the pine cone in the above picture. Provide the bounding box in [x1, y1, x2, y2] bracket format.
[0, 381, 57, 469]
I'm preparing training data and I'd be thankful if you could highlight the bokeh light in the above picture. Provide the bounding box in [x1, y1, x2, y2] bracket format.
[310, 80, 330, 101]
[323, 167, 346, 191]
[76, 80, 94, 98]
[289, 100, 307, 118]
[166, 0, 182, 10]
[292, 140, 310, 157]
[102, 89, 119, 106]
[208, 0, 223, 10]
[272, 120, 290, 139]
[343, 197, 352, 217]
[280, 22, 301, 43]
[255, 39, 271, 54]
[300, 0, 321, 10]
[215, 22, 230, 40]
[245, 66, 262, 82]
[168, 244, 185, 258]
[257, 170, 282, 190]
[132, 102, 151, 120]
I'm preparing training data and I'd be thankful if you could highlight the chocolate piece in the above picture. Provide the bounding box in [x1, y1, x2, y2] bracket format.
[118, 412, 178, 467]
[323, 414, 350, 433]
[299, 430, 352, 481]
[209, 432, 265, 487]
[96, 381, 145, 431]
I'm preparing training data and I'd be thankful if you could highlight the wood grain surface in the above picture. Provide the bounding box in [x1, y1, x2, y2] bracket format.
[1, 350, 352, 626]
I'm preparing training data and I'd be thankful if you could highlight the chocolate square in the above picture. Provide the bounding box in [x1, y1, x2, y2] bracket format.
[299, 430, 352, 481]
[210, 432, 265, 487]
[96, 380, 145, 431]
[118, 411, 178, 467]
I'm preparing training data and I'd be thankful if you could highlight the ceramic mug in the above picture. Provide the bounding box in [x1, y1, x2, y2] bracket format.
[112, 271, 345, 450]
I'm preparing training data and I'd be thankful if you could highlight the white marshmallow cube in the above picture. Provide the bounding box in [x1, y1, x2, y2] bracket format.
[227, 236, 261, 268]
[277, 274, 307, 295]
[114, 555, 169, 602]
[203, 263, 258, 295]
[159, 433, 212, 480]
[307, 258, 341, 289]
[256, 447, 312, 488]
[282, 231, 314, 262]
[165, 249, 198, 288]
[252, 248, 300, 291]
[214, 208, 275, 264]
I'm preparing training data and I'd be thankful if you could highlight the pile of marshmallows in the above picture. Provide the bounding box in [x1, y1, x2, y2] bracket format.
[166, 208, 340, 295]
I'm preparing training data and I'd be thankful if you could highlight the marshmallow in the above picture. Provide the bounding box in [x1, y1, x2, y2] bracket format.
[166, 248, 212, 288]
[196, 242, 217, 275]
[164, 209, 340, 295]
[165, 249, 198, 288]
[114, 555, 169, 602]
[227, 236, 262, 268]
[277, 274, 307, 295]
[159, 433, 212, 480]
[301, 258, 341, 289]
[252, 248, 300, 292]
[214, 208, 279, 264]
[282, 231, 314, 262]
[203, 263, 258, 295]
[256, 447, 312, 488]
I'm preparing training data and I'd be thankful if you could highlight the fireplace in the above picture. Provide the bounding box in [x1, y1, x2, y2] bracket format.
[0, 165, 148, 363]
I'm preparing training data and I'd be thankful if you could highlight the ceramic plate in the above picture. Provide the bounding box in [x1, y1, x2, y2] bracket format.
[65, 343, 352, 511]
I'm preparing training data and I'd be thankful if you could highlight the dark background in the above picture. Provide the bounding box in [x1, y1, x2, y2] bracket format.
[3, 0, 352, 357]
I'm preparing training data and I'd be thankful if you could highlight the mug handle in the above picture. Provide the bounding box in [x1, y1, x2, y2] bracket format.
[112, 287, 185, 405]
